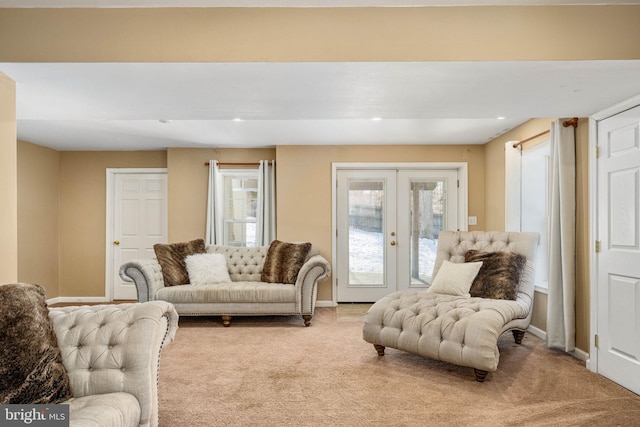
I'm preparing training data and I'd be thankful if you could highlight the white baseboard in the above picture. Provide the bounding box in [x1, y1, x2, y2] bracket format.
[47, 296, 109, 305]
[315, 300, 337, 308]
[571, 348, 589, 362]
[527, 324, 546, 340]
[526, 325, 589, 362]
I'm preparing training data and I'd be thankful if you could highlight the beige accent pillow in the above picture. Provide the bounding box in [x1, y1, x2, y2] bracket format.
[427, 260, 483, 297]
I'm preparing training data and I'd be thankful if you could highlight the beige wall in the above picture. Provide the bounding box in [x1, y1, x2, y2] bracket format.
[276, 144, 485, 301]
[58, 151, 166, 297]
[483, 118, 591, 352]
[17, 140, 60, 297]
[1, 4, 633, 349]
[0, 72, 17, 284]
[1, 7, 640, 62]
[167, 148, 276, 242]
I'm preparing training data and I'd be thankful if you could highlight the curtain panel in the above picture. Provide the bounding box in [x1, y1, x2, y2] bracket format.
[256, 160, 276, 246]
[205, 160, 223, 245]
[546, 119, 576, 352]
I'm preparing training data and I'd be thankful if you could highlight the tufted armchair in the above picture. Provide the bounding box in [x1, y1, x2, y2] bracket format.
[363, 231, 539, 381]
[49, 301, 178, 427]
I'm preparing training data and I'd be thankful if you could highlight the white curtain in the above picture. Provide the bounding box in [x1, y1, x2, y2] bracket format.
[505, 141, 522, 232]
[546, 119, 576, 352]
[205, 160, 223, 245]
[255, 160, 276, 245]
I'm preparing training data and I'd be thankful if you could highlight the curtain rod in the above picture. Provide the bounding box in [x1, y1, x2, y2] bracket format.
[204, 161, 273, 166]
[512, 118, 578, 149]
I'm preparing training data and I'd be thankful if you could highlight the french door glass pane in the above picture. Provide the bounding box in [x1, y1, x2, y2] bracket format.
[348, 179, 385, 285]
[409, 180, 445, 284]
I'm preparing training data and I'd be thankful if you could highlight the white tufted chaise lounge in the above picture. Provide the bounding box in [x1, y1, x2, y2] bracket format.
[363, 231, 539, 382]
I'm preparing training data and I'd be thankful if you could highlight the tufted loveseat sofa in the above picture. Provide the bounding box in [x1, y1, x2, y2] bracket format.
[363, 231, 539, 382]
[120, 244, 331, 327]
[49, 301, 178, 427]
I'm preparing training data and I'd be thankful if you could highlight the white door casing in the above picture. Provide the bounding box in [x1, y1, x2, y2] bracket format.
[106, 169, 167, 301]
[333, 164, 465, 303]
[594, 104, 640, 395]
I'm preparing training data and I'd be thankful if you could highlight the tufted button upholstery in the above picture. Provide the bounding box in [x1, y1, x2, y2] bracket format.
[207, 245, 268, 282]
[363, 230, 539, 376]
[48, 301, 178, 427]
[119, 244, 331, 325]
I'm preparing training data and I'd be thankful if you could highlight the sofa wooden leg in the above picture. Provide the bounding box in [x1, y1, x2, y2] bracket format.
[374, 344, 385, 356]
[221, 315, 232, 327]
[474, 369, 489, 382]
[512, 329, 525, 344]
[302, 315, 312, 327]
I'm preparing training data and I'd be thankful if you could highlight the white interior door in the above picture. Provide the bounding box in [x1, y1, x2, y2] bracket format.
[336, 168, 459, 302]
[110, 172, 168, 300]
[596, 104, 640, 395]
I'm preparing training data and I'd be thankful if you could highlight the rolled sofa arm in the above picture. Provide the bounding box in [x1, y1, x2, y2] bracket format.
[295, 254, 332, 314]
[120, 259, 165, 302]
[48, 301, 179, 427]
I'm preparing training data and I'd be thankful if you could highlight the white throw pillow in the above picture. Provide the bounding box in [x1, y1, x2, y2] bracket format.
[427, 260, 483, 297]
[185, 253, 231, 285]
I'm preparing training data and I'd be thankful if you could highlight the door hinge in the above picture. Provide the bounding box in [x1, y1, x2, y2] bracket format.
[595, 334, 599, 348]
[457, 179, 460, 188]
[595, 146, 600, 158]
[595, 240, 601, 253]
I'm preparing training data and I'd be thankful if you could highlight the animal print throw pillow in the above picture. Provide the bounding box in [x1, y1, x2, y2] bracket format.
[464, 250, 526, 300]
[0, 283, 72, 404]
[261, 240, 312, 284]
[154, 238, 207, 286]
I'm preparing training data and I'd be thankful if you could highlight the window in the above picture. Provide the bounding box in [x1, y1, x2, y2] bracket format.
[506, 140, 550, 291]
[220, 169, 258, 247]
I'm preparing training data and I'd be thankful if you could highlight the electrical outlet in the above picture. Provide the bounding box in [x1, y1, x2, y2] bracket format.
[468, 216, 478, 226]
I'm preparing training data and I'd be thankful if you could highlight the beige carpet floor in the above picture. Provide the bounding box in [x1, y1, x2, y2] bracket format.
[158, 308, 640, 427]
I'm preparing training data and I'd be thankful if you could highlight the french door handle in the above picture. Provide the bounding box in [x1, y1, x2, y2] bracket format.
[390, 241, 396, 246]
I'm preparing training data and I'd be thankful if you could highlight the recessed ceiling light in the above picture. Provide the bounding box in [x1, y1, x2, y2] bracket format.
[371, 117, 382, 121]
[232, 118, 243, 122]
[496, 116, 506, 120]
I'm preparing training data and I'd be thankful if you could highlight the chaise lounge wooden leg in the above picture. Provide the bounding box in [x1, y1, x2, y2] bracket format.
[474, 369, 489, 382]
[302, 315, 312, 327]
[512, 329, 525, 344]
[374, 344, 385, 356]
[221, 315, 232, 327]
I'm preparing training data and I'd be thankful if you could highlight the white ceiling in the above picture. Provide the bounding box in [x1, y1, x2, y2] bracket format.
[3, 2, 640, 151]
[3, 61, 640, 151]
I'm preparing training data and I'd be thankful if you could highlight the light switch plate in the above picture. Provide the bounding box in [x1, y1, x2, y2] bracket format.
[468, 216, 478, 226]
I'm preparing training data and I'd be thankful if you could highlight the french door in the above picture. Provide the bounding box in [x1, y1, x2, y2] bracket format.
[336, 168, 458, 302]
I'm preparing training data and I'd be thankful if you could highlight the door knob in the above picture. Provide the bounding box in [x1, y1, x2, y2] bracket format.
[113, 240, 120, 245]
[390, 241, 396, 246]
